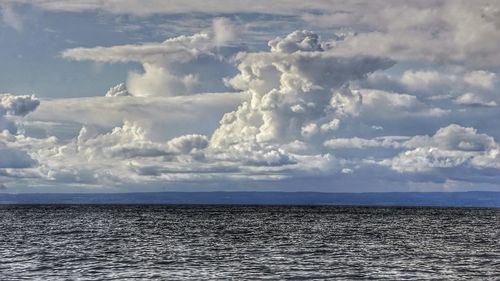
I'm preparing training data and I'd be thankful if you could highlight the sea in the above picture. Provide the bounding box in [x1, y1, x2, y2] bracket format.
[0, 205, 499, 280]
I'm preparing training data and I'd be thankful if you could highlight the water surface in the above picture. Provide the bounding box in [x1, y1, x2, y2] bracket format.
[0, 205, 499, 280]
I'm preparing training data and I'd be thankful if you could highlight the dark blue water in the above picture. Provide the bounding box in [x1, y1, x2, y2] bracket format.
[0, 205, 499, 280]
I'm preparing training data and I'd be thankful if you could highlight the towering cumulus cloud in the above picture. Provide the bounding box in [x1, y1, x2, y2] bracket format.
[211, 31, 393, 157]
[30, 31, 392, 187]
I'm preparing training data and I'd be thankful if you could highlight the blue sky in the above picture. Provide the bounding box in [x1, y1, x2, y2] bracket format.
[1, 0, 500, 193]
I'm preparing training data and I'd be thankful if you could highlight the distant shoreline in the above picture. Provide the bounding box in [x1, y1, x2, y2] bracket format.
[1, 191, 499, 207]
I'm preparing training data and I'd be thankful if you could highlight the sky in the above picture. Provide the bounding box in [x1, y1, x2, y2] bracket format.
[1, 0, 500, 193]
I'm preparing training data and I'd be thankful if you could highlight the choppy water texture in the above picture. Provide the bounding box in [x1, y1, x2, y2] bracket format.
[0, 205, 499, 280]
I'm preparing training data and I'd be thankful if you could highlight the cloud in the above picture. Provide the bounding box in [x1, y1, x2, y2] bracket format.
[268, 30, 324, 53]
[0, 145, 36, 168]
[62, 27, 243, 97]
[405, 124, 496, 152]
[401, 70, 498, 95]
[0, 94, 39, 173]
[329, 1, 500, 67]
[28, 93, 245, 141]
[364, 69, 499, 98]
[0, 94, 40, 116]
[3, 0, 500, 193]
[3, 25, 500, 191]
[2, 0, 354, 16]
[105, 83, 130, 97]
[385, 124, 500, 174]
[212, 31, 393, 151]
[8, 31, 390, 188]
[453, 93, 497, 107]
[0, 2, 23, 31]
[0, 93, 40, 133]
[324, 136, 403, 150]
[8, 0, 500, 68]
[26, 121, 240, 184]
[212, 17, 238, 46]
[167, 134, 208, 154]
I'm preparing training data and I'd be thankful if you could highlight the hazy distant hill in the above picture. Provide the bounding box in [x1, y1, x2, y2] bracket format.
[0, 192, 499, 207]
